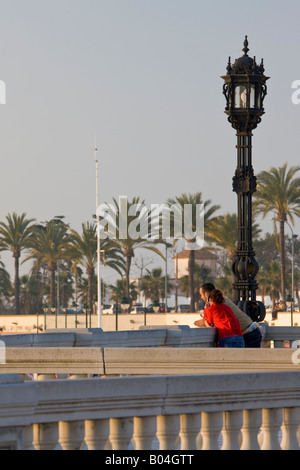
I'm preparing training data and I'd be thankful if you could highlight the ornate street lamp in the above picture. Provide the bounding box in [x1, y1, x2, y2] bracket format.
[153, 300, 160, 314]
[221, 36, 269, 322]
[72, 301, 78, 328]
[62, 303, 68, 329]
[120, 297, 131, 314]
[42, 303, 48, 331]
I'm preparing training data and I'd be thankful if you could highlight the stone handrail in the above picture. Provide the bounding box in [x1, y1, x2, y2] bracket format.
[263, 326, 300, 347]
[0, 326, 216, 348]
[1, 347, 300, 377]
[1, 323, 300, 349]
[1, 371, 300, 450]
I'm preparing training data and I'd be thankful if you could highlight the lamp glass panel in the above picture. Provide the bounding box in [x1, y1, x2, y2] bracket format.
[257, 90, 261, 109]
[235, 85, 247, 108]
[250, 84, 255, 108]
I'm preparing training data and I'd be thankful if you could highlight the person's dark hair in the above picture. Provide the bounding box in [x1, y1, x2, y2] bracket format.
[201, 283, 215, 294]
[209, 289, 224, 304]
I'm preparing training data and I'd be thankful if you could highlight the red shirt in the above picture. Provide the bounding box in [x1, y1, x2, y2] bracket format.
[204, 302, 243, 339]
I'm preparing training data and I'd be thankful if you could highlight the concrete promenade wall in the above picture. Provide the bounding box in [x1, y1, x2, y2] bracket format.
[1, 310, 300, 334]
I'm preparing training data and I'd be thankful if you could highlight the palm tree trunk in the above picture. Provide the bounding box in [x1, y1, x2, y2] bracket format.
[14, 254, 20, 314]
[188, 250, 195, 312]
[279, 219, 287, 308]
[125, 255, 132, 298]
[87, 267, 94, 312]
[50, 266, 56, 308]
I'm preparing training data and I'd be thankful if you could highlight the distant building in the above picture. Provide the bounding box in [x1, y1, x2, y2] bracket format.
[173, 250, 218, 279]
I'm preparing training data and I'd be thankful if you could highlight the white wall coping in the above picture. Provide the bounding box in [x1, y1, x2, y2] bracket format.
[1, 346, 299, 376]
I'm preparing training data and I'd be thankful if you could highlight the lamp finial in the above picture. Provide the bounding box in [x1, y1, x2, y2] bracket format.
[242, 35, 249, 56]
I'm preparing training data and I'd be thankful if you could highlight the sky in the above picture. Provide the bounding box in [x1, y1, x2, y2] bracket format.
[0, 0, 300, 284]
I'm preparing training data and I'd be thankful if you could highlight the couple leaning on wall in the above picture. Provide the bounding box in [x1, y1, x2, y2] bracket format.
[194, 283, 262, 348]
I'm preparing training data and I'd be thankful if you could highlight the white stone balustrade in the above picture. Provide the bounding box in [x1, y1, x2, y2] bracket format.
[0, 325, 300, 451]
[1, 346, 300, 377]
[0, 371, 300, 450]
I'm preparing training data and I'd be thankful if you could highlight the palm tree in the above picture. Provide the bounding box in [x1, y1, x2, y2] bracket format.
[257, 261, 281, 311]
[0, 212, 35, 314]
[140, 267, 171, 304]
[215, 264, 234, 298]
[0, 259, 12, 311]
[205, 212, 261, 296]
[179, 263, 212, 310]
[206, 213, 239, 262]
[109, 278, 138, 305]
[254, 232, 280, 268]
[57, 265, 75, 310]
[104, 197, 164, 298]
[206, 212, 262, 260]
[254, 163, 300, 306]
[167, 193, 220, 312]
[25, 217, 70, 308]
[19, 274, 42, 314]
[70, 222, 125, 311]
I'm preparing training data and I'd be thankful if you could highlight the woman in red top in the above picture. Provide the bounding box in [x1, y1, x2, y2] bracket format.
[202, 289, 245, 348]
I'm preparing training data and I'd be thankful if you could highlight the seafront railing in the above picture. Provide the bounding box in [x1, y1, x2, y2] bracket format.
[1, 371, 300, 450]
[1, 324, 300, 349]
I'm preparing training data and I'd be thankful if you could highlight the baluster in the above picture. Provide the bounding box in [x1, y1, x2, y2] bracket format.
[59, 420, 85, 450]
[32, 422, 59, 450]
[109, 418, 133, 450]
[281, 407, 300, 450]
[69, 374, 90, 379]
[156, 415, 180, 450]
[240, 409, 261, 450]
[85, 419, 110, 450]
[222, 410, 243, 450]
[179, 413, 202, 450]
[260, 408, 282, 450]
[132, 416, 156, 450]
[25, 425, 34, 450]
[36, 374, 57, 381]
[200, 411, 223, 450]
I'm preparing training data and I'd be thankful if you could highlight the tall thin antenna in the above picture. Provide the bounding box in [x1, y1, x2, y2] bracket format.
[95, 137, 102, 328]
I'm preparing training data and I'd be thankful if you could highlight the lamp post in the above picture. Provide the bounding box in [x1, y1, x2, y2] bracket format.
[50, 304, 57, 329]
[120, 296, 130, 331]
[95, 141, 102, 329]
[120, 297, 130, 314]
[286, 221, 298, 325]
[42, 303, 48, 331]
[83, 302, 88, 328]
[221, 36, 269, 322]
[72, 300, 78, 328]
[62, 304, 68, 329]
